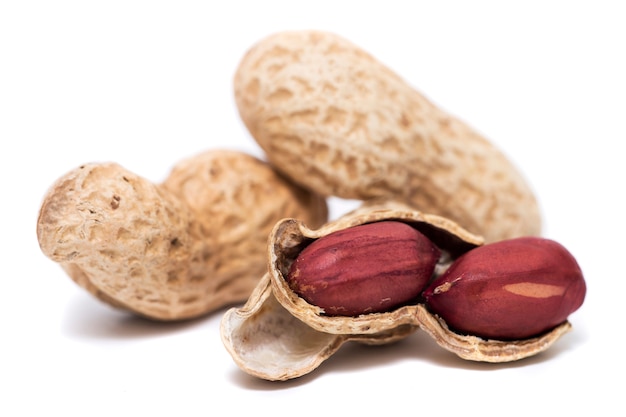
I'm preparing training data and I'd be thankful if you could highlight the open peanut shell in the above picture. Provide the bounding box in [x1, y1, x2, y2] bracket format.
[220, 201, 573, 381]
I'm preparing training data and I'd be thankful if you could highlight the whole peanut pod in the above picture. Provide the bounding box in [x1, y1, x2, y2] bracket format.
[37, 150, 328, 320]
[234, 30, 541, 242]
[421, 236, 586, 340]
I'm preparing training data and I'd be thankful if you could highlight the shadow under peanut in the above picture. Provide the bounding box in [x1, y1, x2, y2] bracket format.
[229, 324, 588, 390]
[334, 328, 586, 373]
[60, 292, 231, 340]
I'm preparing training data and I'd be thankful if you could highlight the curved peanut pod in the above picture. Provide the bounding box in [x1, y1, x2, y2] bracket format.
[37, 150, 328, 320]
[234, 30, 541, 242]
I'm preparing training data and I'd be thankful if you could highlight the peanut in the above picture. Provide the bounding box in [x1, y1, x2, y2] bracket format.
[234, 30, 541, 243]
[221, 203, 584, 381]
[37, 150, 328, 320]
[286, 221, 441, 316]
[421, 236, 586, 340]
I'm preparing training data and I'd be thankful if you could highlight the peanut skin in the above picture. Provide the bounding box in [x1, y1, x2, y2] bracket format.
[234, 30, 541, 242]
[286, 221, 441, 316]
[421, 236, 586, 340]
[37, 150, 328, 320]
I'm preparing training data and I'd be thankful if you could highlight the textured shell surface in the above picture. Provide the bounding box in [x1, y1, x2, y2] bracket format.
[37, 149, 328, 320]
[234, 30, 542, 242]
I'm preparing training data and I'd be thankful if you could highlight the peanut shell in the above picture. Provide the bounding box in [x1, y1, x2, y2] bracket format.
[220, 201, 574, 380]
[37, 149, 328, 320]
[234, 30, 541, 242]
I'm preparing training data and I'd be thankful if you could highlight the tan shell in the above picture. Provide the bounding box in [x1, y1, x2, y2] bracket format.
[37, 149, 328, 320]
[234, 30, 542, 243]
[221, 201, 572, 381]
[414, 304, 571, 362]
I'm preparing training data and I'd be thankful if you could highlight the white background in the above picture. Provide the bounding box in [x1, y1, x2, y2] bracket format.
[1, 1, 624, 415]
